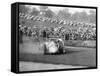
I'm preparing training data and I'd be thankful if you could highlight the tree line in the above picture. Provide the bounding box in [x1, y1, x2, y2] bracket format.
[19, 5, 96, 24]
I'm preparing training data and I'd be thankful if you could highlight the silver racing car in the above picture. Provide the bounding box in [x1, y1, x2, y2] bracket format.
[43, 38, 66, 55]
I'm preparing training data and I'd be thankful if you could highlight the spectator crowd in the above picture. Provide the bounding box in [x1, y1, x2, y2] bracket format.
[19, 13, 96, 43]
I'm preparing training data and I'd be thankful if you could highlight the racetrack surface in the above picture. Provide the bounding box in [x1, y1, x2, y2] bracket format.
[19, 46, 96, 67]
[19, 37, 96, 68]
[19, 61, 87, 71]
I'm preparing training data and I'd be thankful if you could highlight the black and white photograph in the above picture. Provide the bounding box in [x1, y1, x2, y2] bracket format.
[12, 2, 97, 73]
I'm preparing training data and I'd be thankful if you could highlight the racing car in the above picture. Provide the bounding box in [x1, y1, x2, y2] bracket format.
[43, 38, 66, 55]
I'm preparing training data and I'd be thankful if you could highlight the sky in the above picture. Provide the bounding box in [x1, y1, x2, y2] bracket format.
[25, 5, 96, 15]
